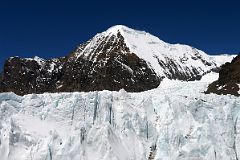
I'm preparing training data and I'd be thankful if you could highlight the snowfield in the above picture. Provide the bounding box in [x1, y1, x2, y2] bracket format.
[209, 54, 237, 66]
[1, 77, 240, 160]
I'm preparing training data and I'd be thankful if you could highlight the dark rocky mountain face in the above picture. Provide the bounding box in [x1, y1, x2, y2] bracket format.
[206, 55, 240, 96]
[0, 56, 66, 95]
[58, 32, 161, 93]
[0, 32, 160, 95]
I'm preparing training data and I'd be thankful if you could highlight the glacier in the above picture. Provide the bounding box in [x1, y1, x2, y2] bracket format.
[0, 78, 240, 160]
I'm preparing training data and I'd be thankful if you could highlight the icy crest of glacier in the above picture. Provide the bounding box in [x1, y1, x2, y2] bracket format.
[0, 81, 240, 160]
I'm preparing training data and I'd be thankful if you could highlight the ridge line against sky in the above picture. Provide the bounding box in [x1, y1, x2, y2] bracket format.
[0, 0, 239, 70]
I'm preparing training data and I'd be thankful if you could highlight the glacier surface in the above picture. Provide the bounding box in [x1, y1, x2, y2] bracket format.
[0, 79, 240, 160]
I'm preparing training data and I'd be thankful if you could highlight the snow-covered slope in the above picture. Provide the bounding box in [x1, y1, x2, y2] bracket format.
[1, 79, 240, 160]
[210, 54, 237, 66]
[74, 25, 217, 80]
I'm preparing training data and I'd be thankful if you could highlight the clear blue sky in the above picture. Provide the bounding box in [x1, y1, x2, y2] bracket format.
[0, 0, 239, 70]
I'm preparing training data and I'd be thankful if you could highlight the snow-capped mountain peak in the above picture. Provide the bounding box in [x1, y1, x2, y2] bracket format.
[0, 25, 230, 95]
[75, 25, 217, 80]
[104, 25, 133, 35]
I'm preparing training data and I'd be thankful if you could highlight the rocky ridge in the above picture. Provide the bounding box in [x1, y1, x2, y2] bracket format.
[206, 54, 240, 96]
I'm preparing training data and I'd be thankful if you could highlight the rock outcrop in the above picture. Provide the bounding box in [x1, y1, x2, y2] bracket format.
[206, 54, 240, 96]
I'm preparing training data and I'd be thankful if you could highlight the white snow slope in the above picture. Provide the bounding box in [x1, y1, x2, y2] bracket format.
[210, 54, 237, 66]
[1, 79, 240, 160]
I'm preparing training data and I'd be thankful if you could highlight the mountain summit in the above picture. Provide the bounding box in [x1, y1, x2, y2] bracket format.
[0, 25, 219, 95]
